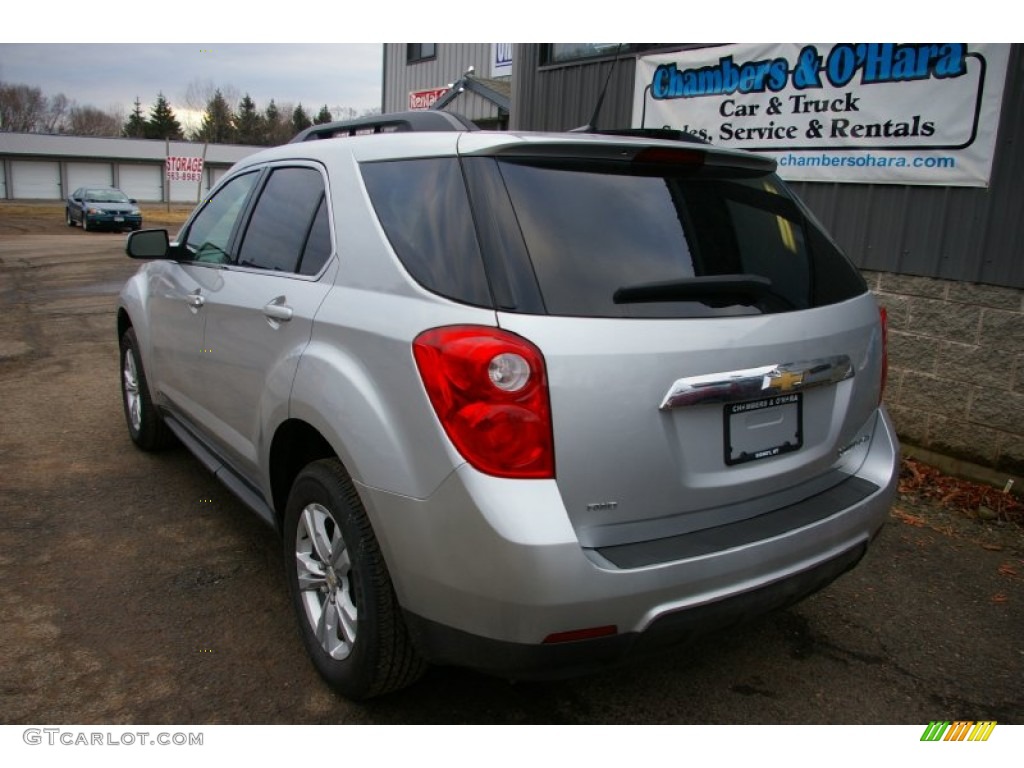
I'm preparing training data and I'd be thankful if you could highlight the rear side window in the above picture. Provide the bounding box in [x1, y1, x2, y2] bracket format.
[238, 167, 330, 274]
[360, 158, 491, 307]
[492, 160, 866, 318]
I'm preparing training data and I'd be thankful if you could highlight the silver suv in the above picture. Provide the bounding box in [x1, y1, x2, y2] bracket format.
[118, 111, 898, 699]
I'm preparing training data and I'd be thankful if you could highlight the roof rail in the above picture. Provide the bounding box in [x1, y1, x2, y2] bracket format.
[290, 111, 478, 143]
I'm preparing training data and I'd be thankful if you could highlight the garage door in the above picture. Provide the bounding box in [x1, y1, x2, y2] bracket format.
[66, 162, 113, 193]
[119, 164, 163, 202]
[210, 167, 229, 187]
[11, 161, 61, 200]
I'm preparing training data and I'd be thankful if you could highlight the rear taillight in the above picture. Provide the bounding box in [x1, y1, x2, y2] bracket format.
[413, 326, 554, 479]
[879, 306, 889, 404]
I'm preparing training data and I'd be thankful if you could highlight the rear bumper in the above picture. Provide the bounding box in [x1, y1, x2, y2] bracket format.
[361, 407, 898, 676]
[403, 540, 867, 679]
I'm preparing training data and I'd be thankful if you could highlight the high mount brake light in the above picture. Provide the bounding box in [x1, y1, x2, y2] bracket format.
[633, 147, 705, 166]
[413, 326, 555, 479]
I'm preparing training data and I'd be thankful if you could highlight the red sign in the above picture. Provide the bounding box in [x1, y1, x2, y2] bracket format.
[165, 156, 205, 182]
[408, 88, 448, 111]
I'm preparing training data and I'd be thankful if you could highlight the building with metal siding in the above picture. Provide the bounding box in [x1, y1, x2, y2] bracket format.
[382, 43, 510, 128]
[0, 133, 258, 202]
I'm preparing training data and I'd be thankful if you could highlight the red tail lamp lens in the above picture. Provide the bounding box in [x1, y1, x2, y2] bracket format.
[413, 326, 554, 479]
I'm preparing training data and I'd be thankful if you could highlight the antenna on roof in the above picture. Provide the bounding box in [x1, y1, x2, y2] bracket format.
[569, 44, 625, 133]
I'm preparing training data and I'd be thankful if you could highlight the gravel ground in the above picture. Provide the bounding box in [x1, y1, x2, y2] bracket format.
[1, 203, 1021, 724]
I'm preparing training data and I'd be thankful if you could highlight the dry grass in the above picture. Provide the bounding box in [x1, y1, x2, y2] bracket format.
[0, 200, 194, 227]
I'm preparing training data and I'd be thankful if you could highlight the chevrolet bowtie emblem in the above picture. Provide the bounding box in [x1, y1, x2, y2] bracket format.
[767, 370, 805, 392]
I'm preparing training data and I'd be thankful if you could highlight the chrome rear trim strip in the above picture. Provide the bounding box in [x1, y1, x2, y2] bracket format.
[659, 354, 854, 410]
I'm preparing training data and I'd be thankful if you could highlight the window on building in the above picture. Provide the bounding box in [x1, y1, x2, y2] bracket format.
[407, 44, 437, 63]
[540, 44, 625, 65]
[538, 44, 695, 66]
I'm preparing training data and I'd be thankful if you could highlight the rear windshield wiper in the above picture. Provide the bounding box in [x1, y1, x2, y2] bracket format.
[613, 275, 795, 310]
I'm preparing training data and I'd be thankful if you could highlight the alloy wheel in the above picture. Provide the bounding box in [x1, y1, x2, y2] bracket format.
[294, 503, 358, 660]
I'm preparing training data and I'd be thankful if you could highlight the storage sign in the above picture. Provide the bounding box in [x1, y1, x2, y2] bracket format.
[165, 156, 204, 183]
[633, 44, 1011, 186]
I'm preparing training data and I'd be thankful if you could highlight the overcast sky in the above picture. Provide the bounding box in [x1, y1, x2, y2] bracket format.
[0, 5, 1004, 134]
[0, 44, 383, 130]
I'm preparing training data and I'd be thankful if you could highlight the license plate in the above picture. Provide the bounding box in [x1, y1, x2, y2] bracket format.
[724, 393, 803, 466]
[114, 216, 125, 222]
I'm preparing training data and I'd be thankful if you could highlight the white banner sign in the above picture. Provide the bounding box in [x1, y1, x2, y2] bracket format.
[491, 43, 513, 78]
[165, 156, 204, 183]
[633, 44, 1010, 186]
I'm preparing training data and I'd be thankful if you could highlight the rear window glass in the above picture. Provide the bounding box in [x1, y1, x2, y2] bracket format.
[495, 160, 866, 318]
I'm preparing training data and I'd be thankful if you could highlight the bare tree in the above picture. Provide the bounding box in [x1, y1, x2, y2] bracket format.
[0, 82, 47, 132]
[67, 105, 122, 137]
[42, 92, 71, 133]
[331, 105, 357, 122]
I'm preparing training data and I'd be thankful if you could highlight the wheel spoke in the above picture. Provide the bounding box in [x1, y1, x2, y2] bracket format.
[331, 537, 350, 573]
[295, 552, 326, 591]
[303, 507, 334, 564]
[337, 590, 358, 646]
[316, 594, 345, 658]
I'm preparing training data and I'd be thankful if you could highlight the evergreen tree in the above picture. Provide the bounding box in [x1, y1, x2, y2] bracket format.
[197, 89, 236, 144]
[122, 97, 147, 138]
[291, 103, 312, 135]
[314, 104, 333, 125]
[235, 93, 263, 145]
[263, 99, 290, 145]
[145, 92, 183, 140]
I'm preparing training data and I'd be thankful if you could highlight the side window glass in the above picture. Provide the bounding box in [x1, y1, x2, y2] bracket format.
[298, 195, 332, 276]
[184, 171, 259, 264]
[237, 167, 326, 273]
[361, 158, 491, 307]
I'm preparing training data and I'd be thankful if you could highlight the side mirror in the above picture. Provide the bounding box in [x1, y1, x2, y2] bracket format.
[129, 198, 138, 204]
[126, 229, 171, 259]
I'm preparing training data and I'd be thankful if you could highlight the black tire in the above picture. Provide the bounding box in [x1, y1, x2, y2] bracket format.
[65, 208, 75, 227]
[283, 458, 425, 700]
[119, 328, 173, 451]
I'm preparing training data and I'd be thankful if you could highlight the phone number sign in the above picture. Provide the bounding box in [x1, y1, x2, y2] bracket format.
[166, 156, 204, 182]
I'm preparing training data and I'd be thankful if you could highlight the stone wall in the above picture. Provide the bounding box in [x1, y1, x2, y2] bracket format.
[865, 270, 1024, 474]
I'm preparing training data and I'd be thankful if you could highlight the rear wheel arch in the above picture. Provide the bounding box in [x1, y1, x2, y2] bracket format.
[269, 419, 340, 526]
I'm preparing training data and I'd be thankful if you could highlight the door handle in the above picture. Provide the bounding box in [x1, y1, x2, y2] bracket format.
[263, 299, 293, 322]
[187, 289, 204, 311]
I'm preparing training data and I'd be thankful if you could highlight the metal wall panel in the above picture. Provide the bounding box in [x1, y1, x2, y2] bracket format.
[513, 44, 1024, 289]
[512, 44, 636, 132]
[383, 43, 502, 123]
